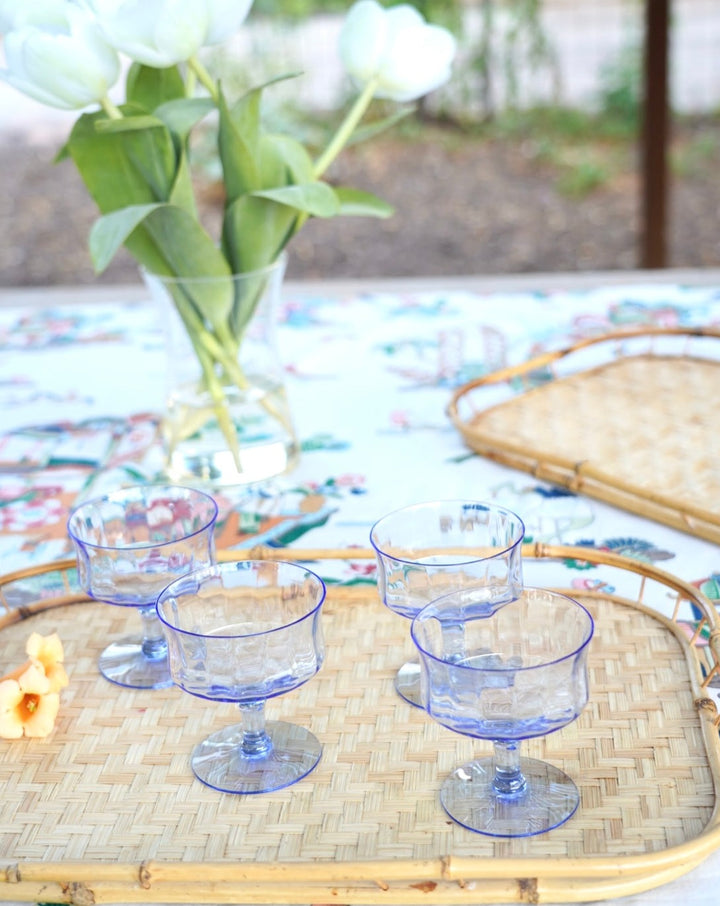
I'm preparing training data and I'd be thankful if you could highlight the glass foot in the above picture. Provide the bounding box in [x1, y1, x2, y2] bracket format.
[98, 637, 173, 690]
[440, 756, 580, 837]
[191, 720, 322, 794]
[394, 659, 423, 708]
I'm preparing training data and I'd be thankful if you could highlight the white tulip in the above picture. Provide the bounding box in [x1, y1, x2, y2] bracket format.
[0, 0, 71, 32]
[0, 4, 121, 110]
[86, 0, 209, 67]
[339, 0, 456, 103]
[203, 0, 254, 46]
[86, 0, 253, 67]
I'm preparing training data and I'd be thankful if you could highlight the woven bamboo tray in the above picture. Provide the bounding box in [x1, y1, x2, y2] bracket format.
[447, 327, 720, 545]
[2, 543, 720, 905]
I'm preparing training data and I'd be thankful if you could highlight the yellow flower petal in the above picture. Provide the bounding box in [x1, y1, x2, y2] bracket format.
[18, 660, 51, 696]
[0, 677, 23, 710]
[44, 662, 69, 694]
[0, 679, 25, 739]
[0, 672, 59, 739]
[25, 633, 69, 692]
[22, 692, 60, 738]
[26, 631, 65, 669]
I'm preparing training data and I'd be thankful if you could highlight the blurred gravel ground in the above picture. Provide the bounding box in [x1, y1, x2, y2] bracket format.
[2, 124, 719, 287]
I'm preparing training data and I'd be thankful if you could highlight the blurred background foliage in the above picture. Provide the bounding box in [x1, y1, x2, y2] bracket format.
[207, 0, 717, 202]
[205, 0, 654, 199]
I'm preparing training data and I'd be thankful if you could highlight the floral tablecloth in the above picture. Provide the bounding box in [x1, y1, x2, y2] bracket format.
[1, 276, 720, 906]
[2, 279, 718, 600]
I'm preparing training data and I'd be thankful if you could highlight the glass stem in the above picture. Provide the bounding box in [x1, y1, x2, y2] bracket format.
[239, 700, 273, 758]
[138, 604, 168, 661]
[491, 740, 527, 797]
[442, 620, 467, 663]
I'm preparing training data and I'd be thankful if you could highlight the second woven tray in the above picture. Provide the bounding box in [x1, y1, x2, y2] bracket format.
[447, 327, 720, 545]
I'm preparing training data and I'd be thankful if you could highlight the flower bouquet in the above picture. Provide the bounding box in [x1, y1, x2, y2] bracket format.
[0, 0, 457, 484]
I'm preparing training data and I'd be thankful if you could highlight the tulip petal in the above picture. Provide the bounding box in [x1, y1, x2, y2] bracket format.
[339, 0, 456, 103]
[1, 0, 69, 30]
[383, 3, 425, 40]
[95, 0, 207, 67]
[1, 5, 120, 110]
[154, 0, 208, 63]
[339, 0, 387, 85]
[376, 24, 457, 102]
[204, 0, 254, 46]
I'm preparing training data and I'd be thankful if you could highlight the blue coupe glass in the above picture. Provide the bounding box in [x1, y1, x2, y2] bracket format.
[370, 500, 525, 706]
[157, 560, 326, 794]
[412, 586, 594, 837]
[67, 484, 218, 690]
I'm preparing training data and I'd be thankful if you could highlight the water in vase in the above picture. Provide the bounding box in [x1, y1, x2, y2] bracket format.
[163, 375, 299, 486]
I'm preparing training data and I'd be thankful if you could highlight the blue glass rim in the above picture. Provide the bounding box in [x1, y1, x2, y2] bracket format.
[369, 499, 526, 567]
[66, 484, 219, 552]
[410, 586, 595, 673]
[156, 559, 327, 640]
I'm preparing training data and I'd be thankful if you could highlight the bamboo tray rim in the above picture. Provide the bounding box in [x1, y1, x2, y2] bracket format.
[2, 542, 720, 905]
[446, 326, 720, 545]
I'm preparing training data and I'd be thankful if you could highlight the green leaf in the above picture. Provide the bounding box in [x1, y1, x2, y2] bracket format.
[154, 97, 215, 142]
[334, 187, 394, 218]
[168, 145, 197, 217]
[223, 195, 296, 273]
[349, 106, 416, 145]
[126, 63, 186, 111]
[95, 114, 166, 133]
[228, 83, 262, 154]
[258, 133, 315, 187]
[251, 183, 340, 218]
[222, 72, 302, 156]
[67, 111, 178, 213]
[89, 203, 228, 278]
[90, 203, 235, 337]
[90, 204, 161, 273]
[217, 85, 260, 203]
[243, 71, 303, 96]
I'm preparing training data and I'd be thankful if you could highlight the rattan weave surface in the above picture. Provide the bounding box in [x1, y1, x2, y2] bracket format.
[448, 328, 720, 544]
[1, 546, 720, 904]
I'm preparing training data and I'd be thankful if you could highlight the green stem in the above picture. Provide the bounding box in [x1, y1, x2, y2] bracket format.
[188, 55, 219, 102]
[170, 289, 295, 437]
[200, 324, 294, 434]
[185, 66, 197, 98]
[171, 294, 243, 469]
[100, 96, 123, 119]
[312, 76, 379, 179]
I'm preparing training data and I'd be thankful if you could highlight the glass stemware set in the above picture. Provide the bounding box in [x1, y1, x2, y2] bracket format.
[67, 489, 593, 839]
[372, 500, 594, 838]
[68, 485, 325, 796]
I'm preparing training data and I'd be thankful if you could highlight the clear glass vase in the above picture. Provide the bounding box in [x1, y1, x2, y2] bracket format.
[144, 256, 299, 487]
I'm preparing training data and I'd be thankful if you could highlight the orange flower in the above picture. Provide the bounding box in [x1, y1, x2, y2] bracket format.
[0, 632, 67, 739]
[0, 660, 59, 739]
[25, 631, 69, 694]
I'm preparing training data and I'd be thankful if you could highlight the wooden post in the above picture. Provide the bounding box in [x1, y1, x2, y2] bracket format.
[640, 0, 670, 268]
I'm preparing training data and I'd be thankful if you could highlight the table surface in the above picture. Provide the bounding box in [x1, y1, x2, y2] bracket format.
[1, 268, 719, 906]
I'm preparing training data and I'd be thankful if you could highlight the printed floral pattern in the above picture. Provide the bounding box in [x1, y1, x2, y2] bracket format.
[0, 284, 718, 614]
